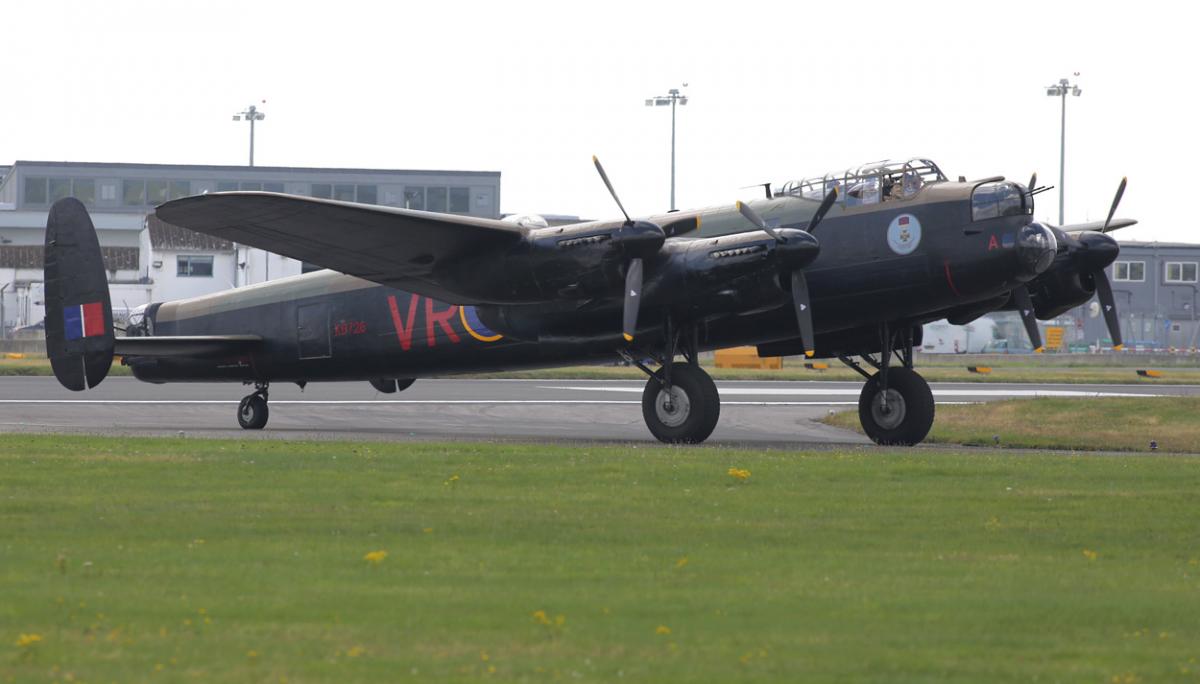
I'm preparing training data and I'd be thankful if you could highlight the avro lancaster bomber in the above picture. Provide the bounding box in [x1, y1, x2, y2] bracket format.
[44, 157, 1134, 445]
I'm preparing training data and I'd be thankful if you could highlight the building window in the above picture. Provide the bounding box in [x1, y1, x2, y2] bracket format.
[177, 255, 214, 277]
[49, 178, 73, 203]
[216, 181, 239, 192]
[403, 187, 425, 210]
[356, 185, 377, 204]
[169, 181, 191, 200]
[146, 180, 169, 206]
[123, 180, 146, 206]
[311, 183, 332, 199]
[1166, 262, 1198, 283]
[334, 184, 356, 202]
[241, 182, 262, 192]
[449, 187, 469, 213]
[263, 182, 284, 193]
[23, 177, 48, 204]
[1113, 261, 1145, 282]
[100, 182, 117, 201]
[427, 186, 448, 213]
[73, 179, 96, 205]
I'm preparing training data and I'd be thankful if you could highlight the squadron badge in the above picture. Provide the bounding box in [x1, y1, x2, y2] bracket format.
[887, 214, 921, 255]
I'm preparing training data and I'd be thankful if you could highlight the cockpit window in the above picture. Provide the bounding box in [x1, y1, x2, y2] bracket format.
[776, 158, 946, 207]
[972, 182, 1028, 221]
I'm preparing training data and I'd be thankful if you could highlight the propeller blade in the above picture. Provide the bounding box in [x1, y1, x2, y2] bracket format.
[1028, 172, 1037, 191]
[806, 187, 839, 234]
[736, 200, 784, 243]
[1093, 268, 1124, 350]
[1102, 177, 1127, 233]
[593, 156, 631, 223]
[790, 270, 815, 357]
[1011, 286, 1043, 352]
[622, 257, 643, 342]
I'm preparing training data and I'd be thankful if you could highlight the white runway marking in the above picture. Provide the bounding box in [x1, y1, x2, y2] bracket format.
[542, 385, 1152, 398]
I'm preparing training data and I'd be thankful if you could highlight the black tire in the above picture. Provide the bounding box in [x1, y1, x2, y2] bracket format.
[641, 363, 720, 444]
[857, 367, 934, 446]
[238, 394, 269, 430]
[393, 378, 416, 392]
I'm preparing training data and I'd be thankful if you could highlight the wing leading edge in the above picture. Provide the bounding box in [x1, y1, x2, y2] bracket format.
[156, 193, 527, 304]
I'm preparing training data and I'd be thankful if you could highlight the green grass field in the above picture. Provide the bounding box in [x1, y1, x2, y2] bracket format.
[826, 397, 1200, 454]
[3, 435, 1200, 682]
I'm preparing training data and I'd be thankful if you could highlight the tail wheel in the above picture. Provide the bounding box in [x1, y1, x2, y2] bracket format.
[238, 394, 269, 430]
[641, 363, 720, 444]
[858, 367, 934, 446]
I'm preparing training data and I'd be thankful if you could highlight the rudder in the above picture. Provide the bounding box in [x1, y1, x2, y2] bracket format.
[44, 198, 114, 390]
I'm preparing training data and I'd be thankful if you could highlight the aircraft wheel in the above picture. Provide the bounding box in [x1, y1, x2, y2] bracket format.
[238, 394, 269, 430]
[858, 367, 934, 446]
[642, 363, 720, 444]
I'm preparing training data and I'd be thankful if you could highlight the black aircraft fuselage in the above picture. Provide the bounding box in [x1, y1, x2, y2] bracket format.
[127, 180, 1043, 382]
[46, 157, 1129, 445]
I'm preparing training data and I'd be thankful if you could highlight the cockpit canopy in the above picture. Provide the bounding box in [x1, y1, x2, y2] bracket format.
[775, 158, 947, 206]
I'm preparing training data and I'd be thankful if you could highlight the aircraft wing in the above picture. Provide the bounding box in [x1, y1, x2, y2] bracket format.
[156, 192, 526, 303]
[114, 335, 263, 357]
[1062, 218, 1138, 235]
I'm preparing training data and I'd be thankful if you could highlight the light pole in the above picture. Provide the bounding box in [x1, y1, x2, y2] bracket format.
[645, 84, 688, 211]
[1045, 75, 1081, 225]
[233, 102, 267, 166]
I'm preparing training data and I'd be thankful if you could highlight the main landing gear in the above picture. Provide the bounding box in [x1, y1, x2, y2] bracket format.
[620, 320, 720, 444]
[837, 324, 934, 446]
[238, 382, 269, 430]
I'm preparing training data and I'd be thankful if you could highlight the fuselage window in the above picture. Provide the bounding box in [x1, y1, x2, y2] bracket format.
[972, 182, 1024, 221]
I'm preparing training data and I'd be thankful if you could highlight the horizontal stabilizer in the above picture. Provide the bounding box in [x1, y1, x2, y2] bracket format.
[114, 335, 263, 358]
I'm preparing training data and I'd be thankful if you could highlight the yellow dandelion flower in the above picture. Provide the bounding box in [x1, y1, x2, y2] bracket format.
[444, 474, 460, 486]
[346, 645, 366, 658]
[1083, 549, 1099, 561]
[531, 610, 551, 625]
[555, 614, 566, 627]
[656, 625, 671, 635]
[675, 556, 689, 568]
[480, 651, 490, 662]
[487, 665, 497, 674]
[422, 527, 433, 534]
[16, 633, 43, 648]
[727, 467, 751, 481]
[247, 650, 259, 658]
[363, 550, 388, 564]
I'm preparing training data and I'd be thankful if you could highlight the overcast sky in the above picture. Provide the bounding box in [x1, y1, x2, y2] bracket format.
[4, 0, 1196, 242]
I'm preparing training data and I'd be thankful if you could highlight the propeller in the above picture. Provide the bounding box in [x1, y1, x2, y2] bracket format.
[1011, 285, 1044, 352]
[1028, 172, 1037, 191]
[805, 187, 839, 234]
[593, 156, 666, 343]
[735, 200, 819, 356]
[1092, 266, 1124, 350]
[1089, 178, 1128, 349]
[1101, 177, 1127, 233]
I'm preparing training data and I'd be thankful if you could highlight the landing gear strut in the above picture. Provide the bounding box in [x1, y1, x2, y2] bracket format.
[838, 323, 933, 446]
[238, 382, 269, 430]
[620, 319, 719, 444]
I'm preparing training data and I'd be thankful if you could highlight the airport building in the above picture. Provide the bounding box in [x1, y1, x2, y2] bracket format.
[0, 160, 501, 336]
[1078, 242, 1200, 351]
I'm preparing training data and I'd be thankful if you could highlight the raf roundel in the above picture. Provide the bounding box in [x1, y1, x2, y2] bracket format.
[886, 214, 922, 255]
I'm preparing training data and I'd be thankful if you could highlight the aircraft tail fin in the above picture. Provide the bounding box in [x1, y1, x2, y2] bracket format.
[43, 198, 115, 391]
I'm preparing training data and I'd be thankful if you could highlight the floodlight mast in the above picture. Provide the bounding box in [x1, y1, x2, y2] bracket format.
[232, 102, 267, 167]
[644, 84, 689, 211]
[1045, 75, 1081, 225]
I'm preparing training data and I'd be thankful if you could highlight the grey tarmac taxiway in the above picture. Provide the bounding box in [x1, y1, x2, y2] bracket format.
[1, 376, 1194, 446]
